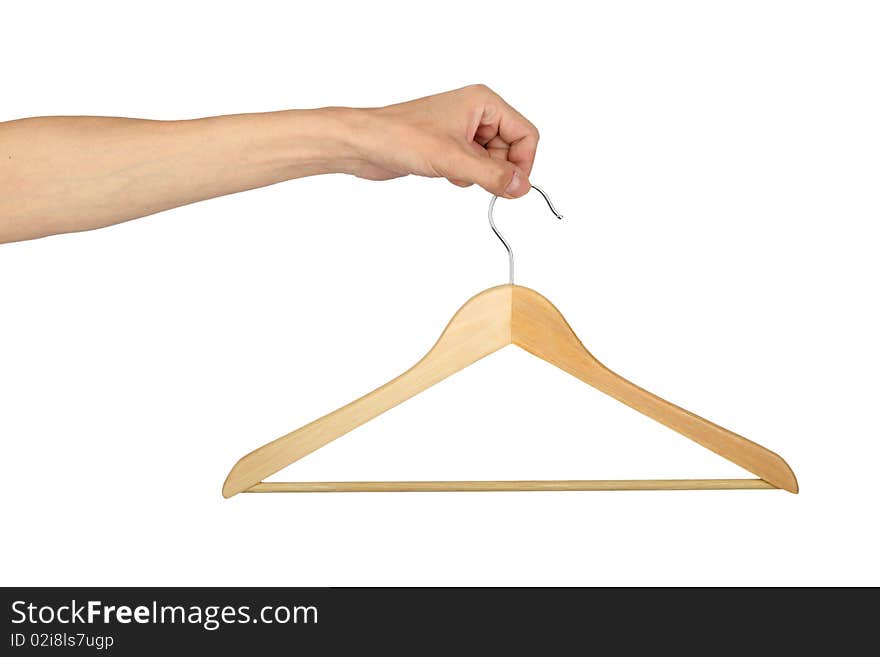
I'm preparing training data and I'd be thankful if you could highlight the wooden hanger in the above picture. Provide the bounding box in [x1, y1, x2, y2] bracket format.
[223, 187, 798, 497]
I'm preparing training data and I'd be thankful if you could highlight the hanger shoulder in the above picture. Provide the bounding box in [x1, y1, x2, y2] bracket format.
[222, 285, 514, 497]
[511, 286, 798, 493]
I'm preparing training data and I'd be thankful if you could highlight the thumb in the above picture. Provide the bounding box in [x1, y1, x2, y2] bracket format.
[444, 150, 530, 198]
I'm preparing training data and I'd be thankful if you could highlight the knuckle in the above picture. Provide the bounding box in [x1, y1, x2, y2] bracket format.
[466, 83, 493, 96]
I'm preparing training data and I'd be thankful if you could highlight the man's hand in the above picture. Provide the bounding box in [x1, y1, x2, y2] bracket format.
[0, 85, 540, 243]
[346, 84, 538, 198]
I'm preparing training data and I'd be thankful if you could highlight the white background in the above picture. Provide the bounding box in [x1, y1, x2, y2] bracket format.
[1, 1, 878, 586]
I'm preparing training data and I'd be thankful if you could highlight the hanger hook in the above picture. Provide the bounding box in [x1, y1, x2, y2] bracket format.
[488, 184, 563, 285]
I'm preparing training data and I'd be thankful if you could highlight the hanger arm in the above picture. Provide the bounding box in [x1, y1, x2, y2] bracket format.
[222, 286, 514, 497]
[511, 286, 798, 492]
[586, 366, 797, 491]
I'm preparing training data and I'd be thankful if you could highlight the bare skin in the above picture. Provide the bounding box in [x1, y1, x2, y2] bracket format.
[0, 85, 539, 244]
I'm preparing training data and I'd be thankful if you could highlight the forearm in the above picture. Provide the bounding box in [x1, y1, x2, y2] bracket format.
[0, 109, 361, 243]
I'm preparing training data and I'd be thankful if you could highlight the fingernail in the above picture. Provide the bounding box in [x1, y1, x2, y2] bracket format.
[505, 171, 522, 197]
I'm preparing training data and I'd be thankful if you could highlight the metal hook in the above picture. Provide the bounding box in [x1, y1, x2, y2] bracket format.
[488, 184, 563, 285]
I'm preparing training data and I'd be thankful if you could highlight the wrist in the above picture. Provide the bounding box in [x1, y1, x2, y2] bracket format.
[286, 106, 378, 177]
[320, 106, 384, 176]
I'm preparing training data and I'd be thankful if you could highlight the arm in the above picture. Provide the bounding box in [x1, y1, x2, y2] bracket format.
[0, 85, 538, 244]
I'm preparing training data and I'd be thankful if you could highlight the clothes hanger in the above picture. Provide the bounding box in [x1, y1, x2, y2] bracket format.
[222, 186, 798, 496]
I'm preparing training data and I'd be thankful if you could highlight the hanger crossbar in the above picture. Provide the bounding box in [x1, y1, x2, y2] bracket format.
[244, 479, 775, 493]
